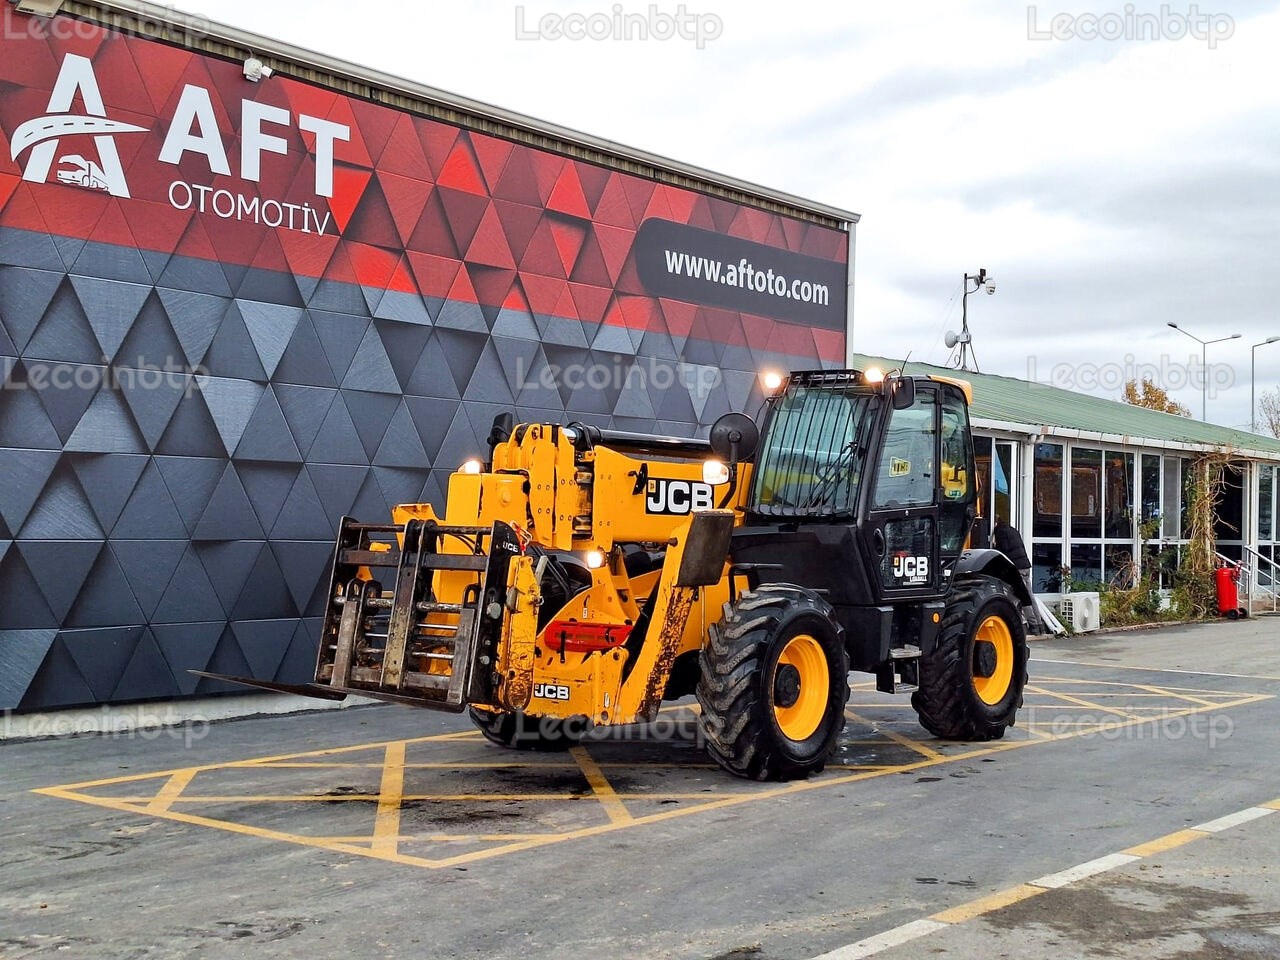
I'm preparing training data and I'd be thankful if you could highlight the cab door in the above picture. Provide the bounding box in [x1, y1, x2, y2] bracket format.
[863, 384, 943, 599]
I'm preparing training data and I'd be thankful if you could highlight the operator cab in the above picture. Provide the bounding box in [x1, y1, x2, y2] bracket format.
[733, 368, 977, 610]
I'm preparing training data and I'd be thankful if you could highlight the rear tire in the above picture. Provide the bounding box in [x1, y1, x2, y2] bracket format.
[697, 584, 850, 781]
[468, 707, 585, 751]
[912, 575, 1028, 741]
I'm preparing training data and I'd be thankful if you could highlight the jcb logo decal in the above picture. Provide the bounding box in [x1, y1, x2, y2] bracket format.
[892, 555, 929, 583]
[532, 683, 571, 701]
[645, 479, 714, 515]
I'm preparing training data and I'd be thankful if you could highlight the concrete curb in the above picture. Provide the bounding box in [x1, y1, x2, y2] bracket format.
[1, 693, 380, 743]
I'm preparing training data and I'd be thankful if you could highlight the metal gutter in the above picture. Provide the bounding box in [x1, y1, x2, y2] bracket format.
[19, 0, 860, 229]
[971, 417, 1280, 462]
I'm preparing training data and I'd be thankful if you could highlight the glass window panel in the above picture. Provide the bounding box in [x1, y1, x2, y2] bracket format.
[1105, 544, 1135, 588]
[994, 443, 1014, 526]
[872, 391, 939, 509]
[937, 389, 975, 555]
[1033, 443, 1064, 538]
[1215, 465, 1244, 543]
[1032, 542, 1064, 593]
[1180, 458, 1193, 540]
[1259, 466, 1274, 543]
[1104, 451, 1134, 539]
[973, 435, 992, 548]
[1071, 448, 1103, 540]
[1141, 454, 1161, 529]
[1069, 543, 1102, 589]
[751, 382, 876, 516]
[1162, 457, 1181, 540]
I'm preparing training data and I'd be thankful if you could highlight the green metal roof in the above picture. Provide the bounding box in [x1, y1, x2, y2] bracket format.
[850, 354, 1280, 459]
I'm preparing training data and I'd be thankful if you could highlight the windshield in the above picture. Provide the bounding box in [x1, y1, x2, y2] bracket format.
[749, 384, 876, 517]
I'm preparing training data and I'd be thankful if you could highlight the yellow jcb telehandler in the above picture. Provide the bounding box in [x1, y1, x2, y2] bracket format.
[200, 368, 1030, 780]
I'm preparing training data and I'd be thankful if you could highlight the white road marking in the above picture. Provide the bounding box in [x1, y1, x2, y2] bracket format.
[1029, 852, 1139, 889]
[1193, 806, 1275, 833]
[810, 919, 949, 960]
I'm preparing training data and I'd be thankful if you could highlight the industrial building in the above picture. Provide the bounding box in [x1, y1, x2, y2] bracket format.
[0, 0, 855, 710]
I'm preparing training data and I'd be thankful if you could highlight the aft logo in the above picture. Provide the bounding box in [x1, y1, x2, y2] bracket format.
[7, 51, 351, 234]
[10, 54, 148, 198]
[645, 478, 714, 515]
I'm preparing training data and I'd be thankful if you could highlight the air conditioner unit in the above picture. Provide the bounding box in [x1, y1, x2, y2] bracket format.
[1060, 591, 1101, 633]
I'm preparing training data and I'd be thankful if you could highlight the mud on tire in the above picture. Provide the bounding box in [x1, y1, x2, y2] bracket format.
[696, 584, 850, 781]
[911, 574, 1028, 741]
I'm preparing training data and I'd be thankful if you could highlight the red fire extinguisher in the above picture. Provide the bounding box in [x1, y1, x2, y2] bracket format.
[1215, 564, 1245, 620]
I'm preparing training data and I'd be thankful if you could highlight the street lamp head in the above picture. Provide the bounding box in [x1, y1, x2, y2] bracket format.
[1230, 333, 1242, 339]
[1269, 337, 1280, 345]
[1167, 322, 1178, 329]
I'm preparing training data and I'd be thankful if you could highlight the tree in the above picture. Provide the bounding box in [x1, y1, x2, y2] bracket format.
[1258, 386, 1280, 438]
[1121, 378, 1190, 417]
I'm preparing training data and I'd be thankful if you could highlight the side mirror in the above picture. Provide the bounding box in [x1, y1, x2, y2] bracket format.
[709, 412, 760, 463]
[888, 375, 916, 410]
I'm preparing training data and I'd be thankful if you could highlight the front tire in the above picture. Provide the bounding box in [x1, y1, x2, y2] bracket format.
[697, 584, 850, 781]
[468, 707, 585, 751]
[912, 575, 1028, 741]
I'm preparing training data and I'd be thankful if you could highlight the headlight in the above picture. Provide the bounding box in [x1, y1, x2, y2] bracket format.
[459, 459, 483, 475]
[703, 460, 731, 485]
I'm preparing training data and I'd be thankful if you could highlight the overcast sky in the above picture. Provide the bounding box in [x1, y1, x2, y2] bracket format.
[200, 0, 1280, 431]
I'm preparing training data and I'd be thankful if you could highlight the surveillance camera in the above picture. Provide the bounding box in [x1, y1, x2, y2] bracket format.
[985, 279, 997, 295]
[243, 57, 273, 82]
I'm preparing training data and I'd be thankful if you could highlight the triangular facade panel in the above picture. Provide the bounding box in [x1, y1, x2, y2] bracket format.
[0, 630, 59, 710]
[110, 629, 180, 702]
[230, 619, 295, 680]
[153, 622, 224, 695]
[113, 539, 187, 621]
[17, 540, 104, 622]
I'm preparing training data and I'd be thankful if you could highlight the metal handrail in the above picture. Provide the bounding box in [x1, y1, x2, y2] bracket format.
[1239, 544, 1280, 615]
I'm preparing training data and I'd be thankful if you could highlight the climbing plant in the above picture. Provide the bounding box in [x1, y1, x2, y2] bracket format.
[1172, 451, 1230, 618]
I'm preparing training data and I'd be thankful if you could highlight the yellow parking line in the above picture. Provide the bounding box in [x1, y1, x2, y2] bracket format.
[1127, 683, 1219, 708]
[1265, 799, 1280, 811]
[930, 883, 1049, 924]
[570, 746, 633, 824]
[372, 741, 406, 856]
[1024, 685, 1145, 722]
[847, 710, 944, 760]
[33, 680, 1269, 873]
[145, 768, 198, 814]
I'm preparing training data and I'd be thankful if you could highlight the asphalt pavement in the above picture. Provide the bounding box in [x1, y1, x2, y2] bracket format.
[2, 616, 1278, 959]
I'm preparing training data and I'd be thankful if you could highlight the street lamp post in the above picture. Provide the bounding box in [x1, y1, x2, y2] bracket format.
[1166, 322, 1241, 420]
[1251, 336, 1280, 434]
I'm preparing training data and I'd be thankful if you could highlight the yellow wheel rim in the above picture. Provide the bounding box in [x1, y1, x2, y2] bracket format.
[773, 633, 829, 741]
[973, 615, 1014, 706]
